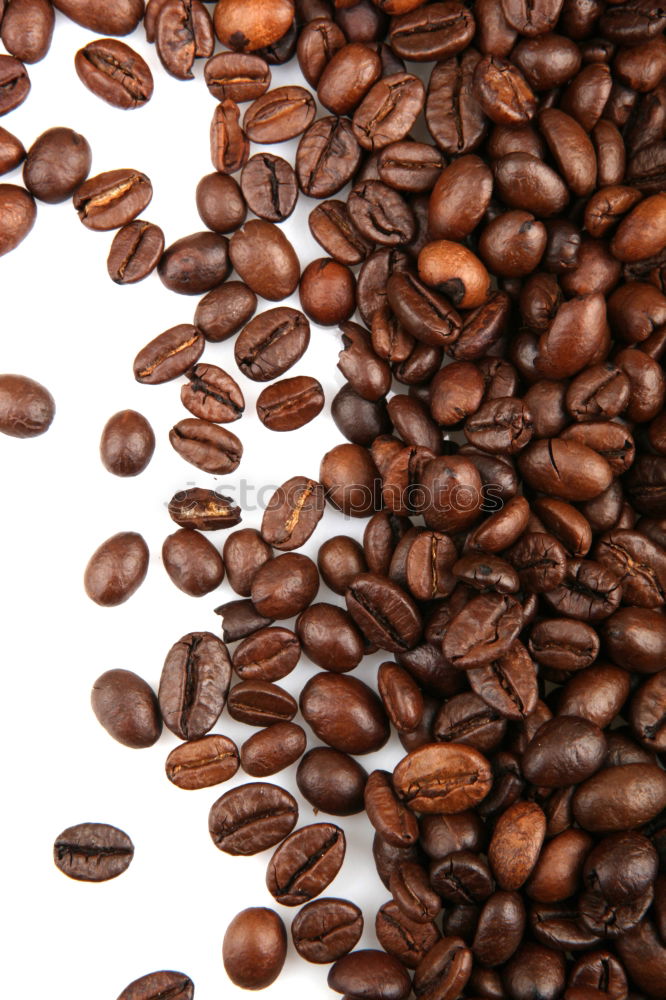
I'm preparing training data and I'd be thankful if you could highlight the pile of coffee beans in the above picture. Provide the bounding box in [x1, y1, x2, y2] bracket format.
[2, 0, 666, 997]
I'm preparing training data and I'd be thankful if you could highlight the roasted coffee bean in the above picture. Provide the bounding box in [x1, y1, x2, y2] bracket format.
[328, 949, 412, 1000]
[250, 552, 319, 619]
[543, 558, 622, 621]
[317, 42, 381, 115]
[240, 721, 307, 777]
[346, 573, 422, 652]
[467, 642, 538, 721]
[387, 271, 462, 348]
[0, 373, 54, 437]
[297, 17, 345, 87]
[300, 258, 356, 326]
[181, 364, 244, 423]
[509, 532, 567, 593]
[23, 127, 91, 204]
[573, 762, 666, 832]
[223, 529, 272, 598]
[257, 376, 324, 432]
[116, 970, 194, 1000]
[267, 823, 346, 906]
[223, 907, 287, 989]
[301, 672, 389, 754]
[165, 734, 239, 790]
[348, 180, 415, 247]
[412, 936, 473, 1000]
[209, 781, 298, 855]
[213, 0, 294, 53]
[210, 99, 249, 174]
[390, 860, 441, 923]
[353, 72, 425, 151]
[75, 39, 153, 109]
[158, 632, 231, 740]
[91, 669, 161, 749]
[603, 606, 666, 674]
[494, 152, 569, 217]
[107, 220, 164, 284]
[204, 52, 271, 102]
[53, 0, 143, 34]
[230, 222, 300, 300]
[332, 384, 390, 446]
[297, 116, 362, 198]
[318, 535, 367, 595]
[84, 532, 149, 607]
[155, 0, 214, 80]
[376, 899, 441, 970]
[429, 156, 493, 242]
[244, 85, 315, 144]
[433, 691, 506, 754]
[321, 443, 382, 517]
[594, 529, 666, 608]
[473, 891, 525, 966]
[227, 679, 298, 727]
[158, 231, 230, 295]
[240, 153, 297, 223]
[1, 0, 53, 64]
[528, 618, 599, 672]
[73, 169, 152, 231]
[474, 55, 537, 124]
[169, 418, 242, 475]
[630, 670, 666, 752]
[378, 661, 424, 732]
[365, 768, 419, 847]
[53, 822, 134, 882]
[526, 828, 593, 904]
[297, 747, 368, 816]
[523, 716, 607, 787]
[232, 627, 299, 683]
[261, 476, 324, 552]
[296, 603, 364, 673]
[443, 593, 522, 670]
[215, 599, 273, 643]
[393, 743, 493, 814]
[0, 183, 35, 257]
[196, 172, 246, 234]
[426, 51, 487, 157]
[519, 439, 612, 501]
[292, 897, 363, 964]
[418, 239, 492, 309]
[162, 528, 225, 597]
[390, 2, 475, 62]
[133, 325, 204, 385]
[0, 126, 25, 174]
[0, 54, 30, 115]
[195, 284, 257, 344]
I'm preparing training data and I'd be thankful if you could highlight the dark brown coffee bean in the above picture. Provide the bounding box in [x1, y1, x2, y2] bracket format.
[155, 0, 213, 80]
[365, 769, 419, 847]
[0, 54, 30, 115]
[595, 529, 666, 608]
[196, 173, 246, 235]
[240, 721, 307, 777]
[0, 183, 34, 257]
[413, 936, 473, 1000]
[91, 669, 161, 749]
[169, 418, 242, 475]
[473, 890, 525, 967]
[509, 532, 567, 593]
[210, 99, 249, 174]
[318, 536, 367, 595]
[158, 231, 230, 295]
[426, 51, 486, 158]
[329, 949, 411, 1000]
[386, 271, 462, 348]
[479, 210, 547, 278]
[518, 438, 613, 501]
[215, 599, 273, 643]
[75, 38, 153, 109]
[23, 127, 91, 204]
[213, 0, 294, 53]
[494, 152, 568, 217]
[267, 823, 346, 906]
[84, 532, 149, 607]
[390, 2, 475, 62]
[320, 442, 382, 518]
[332, 383, 390, 446]
[73, 168, 152, 231]
[433, 691, 506, 754]
[116, 970, 194, 1000]
[107, 220, 164, 284]
[443, 593, 522, 670]
[195, 284, 257, 344]
[296, 603, 365, 673]
[358, 247, 411, 326]
[223, 529, 272, 598]
[317, 42, 380, 115]
[474, 55, 536, 124]
[353, 72, 425, 151]
[393, 743, 493, 813]
[523, 715, 607, 787]
[528, 618, 599, 672]
[488, 801, 546, 891]
[378, 141, 443, 193]
[300, 672, 390, 755]
[165, 734, 239, 790]
[54, 822, 134, 882]
[376, 900, 441, 970]
[181, 364, 245, 422]
[292, 897, 363, 964]
[227, 680, 298, 727]
[250, 552, 319, 619]
[297, 116, 362, 198]
[0, 126, 25, 175]
[630, 670, 666, 752]
[53, 0, 142, 33]
[232, 627, 299, 682]
[240, 153, 297, 223]
[297, 16, 344, 87]
[244, 85, 315, 143]
[378, 661, 424, 733]
[544, 558, 622, 622]
[162, 528, 224, 597]
[348, 180, 415, 246]
[0, 0, 53, 63]
[468, 641, 538, 721]
[346, 573, 422, 653]
[390, 860, 441, 924]
[209, 781, 298, 855]
[300, 258, 356, 326]
[158, 632, 231, 740]
[309, 199, 372, 265]
[261, 476, 324, 552]
[133, 325, 204, 385]
[297, 747, 368, 816]
[230, 221, 300, 301]
[0, 373, 54, 437]
[603, 606, 666, 674]
[204, 52, 271, 102]
[573, 763, 666, 832]
[223, 907, 287, 990]
[256, 376, 324, 432]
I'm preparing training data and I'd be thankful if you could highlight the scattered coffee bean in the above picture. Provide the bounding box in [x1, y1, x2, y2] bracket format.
[53, 822, 134, 882]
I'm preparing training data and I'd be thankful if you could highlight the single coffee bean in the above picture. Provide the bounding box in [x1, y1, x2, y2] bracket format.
[528, 618, 599, 672]
[181, 364, 244, 423]
[223, 529, 272, 598]
[158, 631, 231, 740]
[332, 384, 390, 447]
[155, 0, 214, 80]
[630, 670, 666, 752]
[329, 949, 412, 1000]
[215, 599, 273, 643]
[213, 0, 295, 53]
[518, 438, 613, 501]
[442, 593, 522, 670]
[169, 418, 242, 475]
[240, 721, 307, 777]
[251, 552, 319, 619]
[75, 39, 153, 109]
[107, 221, 164, 284]
[23, 127, 91, 204]
[100, 410, 154, 476]
[204, 52, 271, 102]
[472, 891, 525, 966]
[133, 325, 204, 385]
[210, 99, 249, 174]
[232, 627, 299, 682]
[376, 899, 441, 970]
[488, 801, 547, 890]
[256, 376, 324, 432]
[223, 907, 287, 989]
[292, 897, 363, 964]
[573, 763, 666, 832]
[389, 860, 441, 924]
[0, 0, 54, 64]
[84, 531, 149, 607]
[318, 538, 366, 597]
[209, 781, 298, 855]
[91, 669, 162, 749]
[196, 173, 246, 235]
[433, 691, 506, 753]
[296, 747, 368, 816]
[297, 16, 345, 87]
[386, 271, 462, 348]
[309, 199, 372, 265]
[227, 679, 297, 727]
[0, 126, 25, 174]
[297, 116, 362, 198]
[162, 528, 224, 597]
[53, 0, 143, 34]
[594, 529, 666, 608]
[297, 603, 365, 674]
[525, 828, 593, 904]
[467, 641, 538, 722]
[53, 822, 133, 882]
[378, 661, 424, 732]
[353, 72, 425, 150]
[261, 476, 325, 551]
[158, 231, 230, 295]
[73, 169, 152, 231]
[0, 183, 35, 256]
[364, 769, 419, 847]
[236, 308, 310, 382]
[393, 743, 493, 814]
[602, 606, 666, 674]
[0, 373, 54, 437]
[0, 54, 30, 115]
[244, 85, 315, 144]
[300, 672, 390, 754]
[345, 573, 422, 652]
[165, 734, 239, 790]
[266, 822, 346, 906]
[474, 55, 537, 124]
[299, 257, 356, 325]
[240, 152, 298, 223]
[115, 970, 194, 1000]
[195, 284, 257, 345]
[230, 221, 300, 300]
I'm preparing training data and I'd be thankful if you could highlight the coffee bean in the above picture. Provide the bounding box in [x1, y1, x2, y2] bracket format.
[84, 532, 149, 607]
[0, 373, 54, 437]
[488, 801, 547, 890]
[433, 691, 506, 753]
[300, 672, 390, 754]
[244, 85, 315, 143]
[158, 231, 230, 295]
[75, 39, 153, 109]
[261, 476, 324, 551]
[297, 603, 365, 673]
[230, 221, 300, 300]
[378, 661, 424, 732]
[376, 899, 441, 969]
[266, 822, 346, 905]
[573, 763, 666, 833]
[1, 0, 54, 64]
[0, 54, 30, 115]
[165, 734, 239, 790]
[393, 743, 493, 813]
[210, 99, 249, 174]
[232, 627, 299, 682]
[169, 418, 242, 475]
[204, 52, 271, 102]
[519, 439, 613, 501]
[73, 168, 152, 231]
[133, 325, 204, 385]
[195, 283, 257, 344]
[222, 528, 272, 598]
[227, 679, 297, 727]
[353, 72, 425, 150]
[297, 116, 362, 198]
[116, 970, 194, 1000]
[296, 747, 368, 816]
[240, 153, 297, 222]
[467, 641, 538, 721]
[155, 0, 214, 80]
[53, 822, 134, 882]
[53, 0, 143, 34]
[364, 768, 419, 847]
[107, 221, 164, 284]
[91, 669, 162, 749]
[251, 552, 319, 618]
[181, 364, 245, 423]
[240, 721, 307, 777]
[300, 257, 356, 326]
[297, 17, 345, 87]
[213, 0, 295, 53]
[0, 183, 35, 256]
[215, 599, 273, 643]
[209, 781, 298, 855]
[23, 127, 91, 204]
[256, 375, 324, 431]
[223, 907, 287, 989]
[162, 528, 225, 597]
[292, 897, 363, 964]
[99, 409, 154, 476]
[0, 126, 25, 174]
[196, 173, 246, 235]
[345, 573, 422, 652]
[329, 949, 411, 1000]
[158, 631, 231, 740]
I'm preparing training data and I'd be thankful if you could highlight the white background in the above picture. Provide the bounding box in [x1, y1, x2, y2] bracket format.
[0, 11, 422, 1000]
